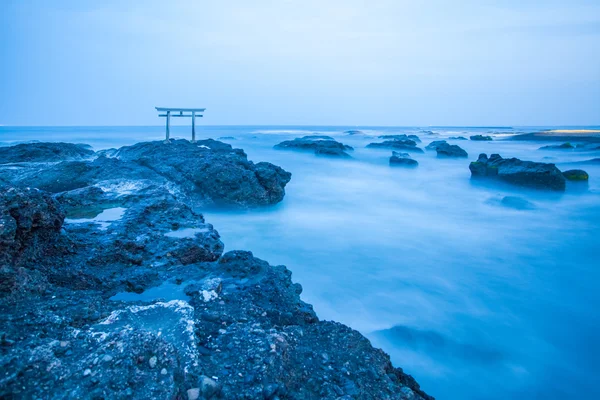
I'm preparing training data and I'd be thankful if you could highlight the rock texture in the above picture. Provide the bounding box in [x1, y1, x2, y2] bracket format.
[469, 153, 566, 191]
[274, 136, 353, 158]
[0, 141, 432, 400]
[0, 142, 94, 163]
[389, 152, 418, 167]
[0, 140, 291, 208]
[425, 141, 468, 157]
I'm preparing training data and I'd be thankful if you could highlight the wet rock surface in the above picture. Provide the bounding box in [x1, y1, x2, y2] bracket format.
[389, 152, 418, 167]
[367, 140, 424, 153]
[469, 153, 566, 191]
[0, 140, 291, 208]
[0, 141, 431, 400]
[425, 141, 467, 157]
[562, 169, 589, 181]
[274, 136, 353, 158]
[470, 135, 493, 141]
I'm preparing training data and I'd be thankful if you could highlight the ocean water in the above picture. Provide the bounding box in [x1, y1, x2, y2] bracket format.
[1, 125, 599, 400]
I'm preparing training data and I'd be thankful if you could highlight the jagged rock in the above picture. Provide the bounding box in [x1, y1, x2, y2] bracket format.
[539, 143, 574, 150]
[1, 140, 291, 208]
[470, 135, 493, 141]
[469, 153, 566, 191]
[449, 136, 467, 140]
[0, 143, 432, 400]
[367, 140, 424, 153]
[0, 142, 94, 163]
[562, 169, 589, 181]
[274, 136, 353, 158]
[389, 152, 418, 167]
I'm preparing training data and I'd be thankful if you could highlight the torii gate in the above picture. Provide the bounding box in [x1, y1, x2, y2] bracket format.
[156, 107, 206, 143]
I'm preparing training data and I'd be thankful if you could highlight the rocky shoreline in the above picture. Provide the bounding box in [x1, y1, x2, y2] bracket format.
[0, 140, 432, 400]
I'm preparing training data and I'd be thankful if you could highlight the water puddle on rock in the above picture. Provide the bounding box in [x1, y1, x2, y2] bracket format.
[164, 227, 209, 238]
[65, 207, 126, 230]
[110, 281, 190, 302]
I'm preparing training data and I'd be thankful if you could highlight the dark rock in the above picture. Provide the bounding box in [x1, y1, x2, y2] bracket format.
[449, 136, 467, 140]
[378, 134, 422, 143]
[0, 186, 65, 269]
[389, 152, 418, 167]
[469, 153, 566, 191]
[539, 143, 574, 150]
[3, 140, 292, 208]
[344, 130, 363, 135]
[562, 169, 589, 181]
[435, 143, 468, 158]
[367, 140, 424, 153]
[470, 135, 493, 141]
[0, 142, 95, 164]
[425, 140, 447, 151]
[274, 136, 353, 158]
[0, 142, 431, 400]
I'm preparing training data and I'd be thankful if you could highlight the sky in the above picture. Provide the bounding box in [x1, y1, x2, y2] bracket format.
[1, 0, 599, 126]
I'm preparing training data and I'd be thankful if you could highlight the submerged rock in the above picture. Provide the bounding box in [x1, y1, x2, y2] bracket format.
[562, 169, 589, 181]
[539, 142, 574, 150]
[389, 152, 418, 167]
[367, 140, 424, 153]
[470, 135, 493, 141]
[344, 130, 364, 135]
[0, 142, 94, 163]
[274, 136, 353, 158]
[469, 153, 566, 191]
[449, 136, 468, 140]
[499, 196, 536, 210]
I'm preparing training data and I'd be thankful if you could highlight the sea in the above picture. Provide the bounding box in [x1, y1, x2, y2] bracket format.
[1, 125, 599, 400]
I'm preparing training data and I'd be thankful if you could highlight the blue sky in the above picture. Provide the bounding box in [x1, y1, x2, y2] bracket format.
[1, 0, 599, 126]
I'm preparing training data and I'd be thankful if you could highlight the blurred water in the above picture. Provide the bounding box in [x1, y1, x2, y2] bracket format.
[1, 125, 599, 399]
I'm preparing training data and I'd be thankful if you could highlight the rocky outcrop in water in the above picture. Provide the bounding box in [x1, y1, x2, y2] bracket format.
[425, 141, 468, 157]
[344, 130, 364, 135]
[389, 152, 418, 167]
[274, 136, 353, 158]
[449, 136, 467, 140]
[562, 169, 589, 181]
[470, 135, 493, 141]
[469, 153, 566, 191]
[367, 140, 424, 153]
[0, 140, 291, 208]
[378, 134, 422, 143]
[0, 141, 431, 400]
